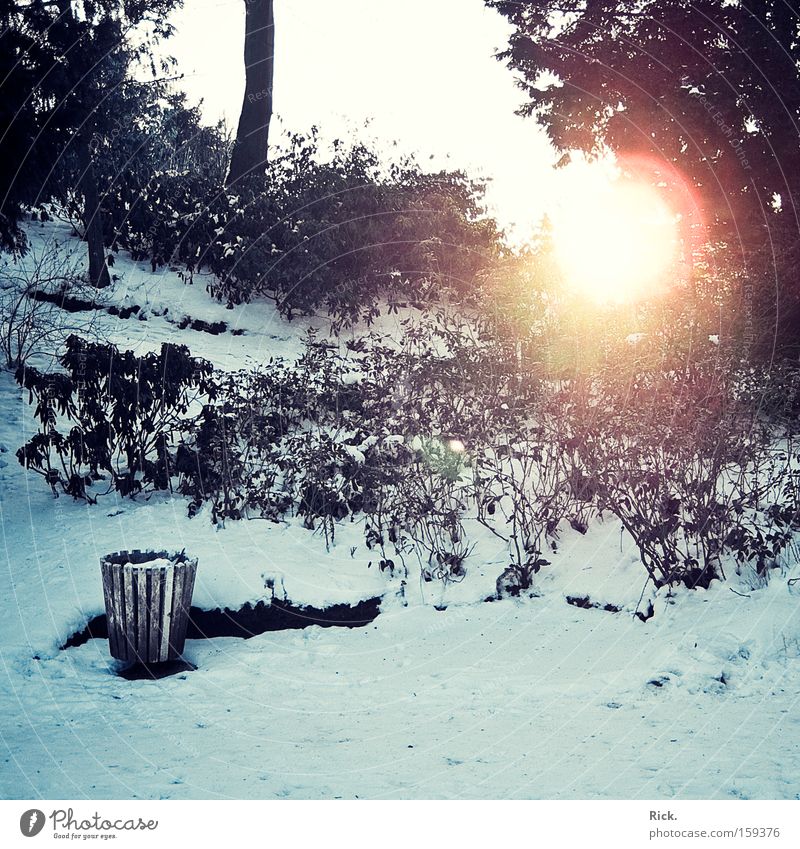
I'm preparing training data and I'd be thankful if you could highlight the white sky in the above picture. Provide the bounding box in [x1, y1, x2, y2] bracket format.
[167, 0, 558, 240]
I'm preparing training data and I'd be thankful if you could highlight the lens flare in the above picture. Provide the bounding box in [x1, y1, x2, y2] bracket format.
[550, 156, 700, 303]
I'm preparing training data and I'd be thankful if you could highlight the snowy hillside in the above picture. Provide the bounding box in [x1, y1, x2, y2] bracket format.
[1, 223, 799, 800]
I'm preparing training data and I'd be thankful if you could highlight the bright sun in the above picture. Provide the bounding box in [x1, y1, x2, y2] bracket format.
[551, 162, 681, 303]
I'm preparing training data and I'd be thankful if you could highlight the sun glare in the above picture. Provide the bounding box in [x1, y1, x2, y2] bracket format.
[551, 161, 681, 303]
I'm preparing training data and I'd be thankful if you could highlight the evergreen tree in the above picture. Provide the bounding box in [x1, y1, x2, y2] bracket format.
[489, 0, 800, 356]
[488, 0, 800, 230]
[0, 0, 61, 252]
[0, 0, 182, 286]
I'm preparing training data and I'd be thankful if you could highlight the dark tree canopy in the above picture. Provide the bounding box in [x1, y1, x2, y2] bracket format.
[0, 0, 62, 251]
[0, 0, 181, 282]
[488, 1, 800, 233]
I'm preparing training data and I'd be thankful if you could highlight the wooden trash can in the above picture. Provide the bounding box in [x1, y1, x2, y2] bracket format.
[100, 550, 198, 664]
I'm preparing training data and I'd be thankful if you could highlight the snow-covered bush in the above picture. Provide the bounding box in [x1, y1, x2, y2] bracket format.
[169, 323, 524, 585]
[174, 363, 296, 523]
[173, 342, 380, 531]
[91, 94, 230, 274]
[15, 307, 797, 600]
[114, 168, 227, 274]
[108, 128, 499, 325]
[16, 335, 214, 500]
[204, 134, 500, 327]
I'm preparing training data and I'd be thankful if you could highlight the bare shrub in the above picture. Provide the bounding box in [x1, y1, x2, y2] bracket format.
[0, 241, 99, 369]
[473, 417, 573, 597]
[558, 343, 798, 589]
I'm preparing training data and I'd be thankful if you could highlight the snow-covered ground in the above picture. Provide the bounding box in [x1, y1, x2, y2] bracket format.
[1, 223, 799, 799]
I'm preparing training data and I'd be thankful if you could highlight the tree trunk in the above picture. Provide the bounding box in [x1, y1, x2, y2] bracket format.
[226, 0, 275, 187]
[76, 130, 110, 289]
[57, 0, 110, 288]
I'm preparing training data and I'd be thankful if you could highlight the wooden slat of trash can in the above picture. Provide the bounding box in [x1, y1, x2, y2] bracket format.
[169, 569, 186, 654]
[135, 568, 147, 660]
[159, 565, 175, 663]
[182, 560, 197, 650]
[147, 568, 163, 663]
[100, 562, 118, 658]
[123, 563, 135, 659]
[100, 551, 197, 664]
